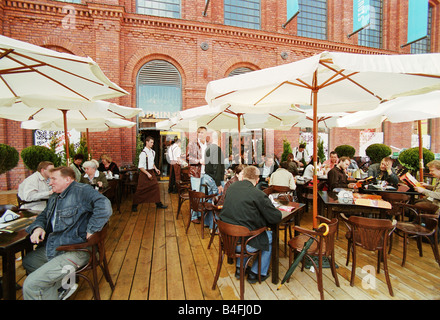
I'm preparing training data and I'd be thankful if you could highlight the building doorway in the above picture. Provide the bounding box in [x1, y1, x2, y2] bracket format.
[138, 129, 181, 180]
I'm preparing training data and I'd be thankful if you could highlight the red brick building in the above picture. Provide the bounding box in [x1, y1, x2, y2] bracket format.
[1, 0, 439, 189]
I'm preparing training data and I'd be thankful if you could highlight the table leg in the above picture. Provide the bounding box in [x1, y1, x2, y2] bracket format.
[2, 251, 17, 300]
[271, 224, 280, 284]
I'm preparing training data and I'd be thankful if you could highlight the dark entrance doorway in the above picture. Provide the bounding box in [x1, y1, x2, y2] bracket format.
[138, 129, 181, 180]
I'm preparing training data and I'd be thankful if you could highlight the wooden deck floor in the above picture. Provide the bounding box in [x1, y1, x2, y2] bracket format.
[1, 183, 440, 300]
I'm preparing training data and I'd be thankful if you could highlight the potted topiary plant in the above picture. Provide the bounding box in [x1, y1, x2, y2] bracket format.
[0, 144, 19, 175]
[334, 145, 356, 158]
[365, 143, 392, 164]
[21, 145, 58, 172]
[317, 138, 326, 163]
[398, 147, 434, 176]
[281, 139, 292, 162]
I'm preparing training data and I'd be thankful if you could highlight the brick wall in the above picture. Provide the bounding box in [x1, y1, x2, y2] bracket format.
[0, 0, 439, 189]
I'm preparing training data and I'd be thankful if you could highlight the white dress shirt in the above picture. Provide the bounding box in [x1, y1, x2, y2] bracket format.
[138, 147, 155, 170]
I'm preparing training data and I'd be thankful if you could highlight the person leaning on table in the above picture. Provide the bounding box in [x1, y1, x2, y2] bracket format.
[22, 166, 112, 300]
[367, 156, 399, 187]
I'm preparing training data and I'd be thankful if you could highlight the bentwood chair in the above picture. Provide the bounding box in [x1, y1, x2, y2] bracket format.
[341, 214, 396, 296]
[186, 190, 216, 239]
[263, 185, 296, 255]
[16, 194, 45, 209]
[176, 167, 191, 219]
[211, 220, 266, 300]
[206, 203, 222, 250]
[56, 223, 114, 300]
[380, 184, 411, 221]
[393, 202, 440, 267]
[287, 216, 339, 300]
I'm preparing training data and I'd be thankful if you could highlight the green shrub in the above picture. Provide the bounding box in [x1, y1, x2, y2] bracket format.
[365, 144, 392, 164]
[21, 145, 58, 172]
[281, 139, 292, 162]
[318, 138, 326, 163]
[335, 145, 356, 158]
[0, 144, 19, 175]
[398, 147, 434, 174]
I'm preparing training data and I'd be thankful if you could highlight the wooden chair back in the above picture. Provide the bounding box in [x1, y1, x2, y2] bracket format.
[347, 216, 395, 251]
[56, 223, 114, 300]
[216, 220, 266, 260]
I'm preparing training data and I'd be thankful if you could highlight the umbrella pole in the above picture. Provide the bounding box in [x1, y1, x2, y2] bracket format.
[418, 120, 424, 182]
[238, 113, 242, 162]
[312, 89, 318, 229]
[86, 129, 92, 160]
[61, 109, 71, 165]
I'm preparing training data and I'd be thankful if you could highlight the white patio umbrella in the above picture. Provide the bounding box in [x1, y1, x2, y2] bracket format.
[205, 51, 440, 228]
[0, 35, 127, 102]
[22, 117, 136, 132]
[0, 99, 140, 159]
[338, 90, 440, 180]
[0, 35, 129, 160]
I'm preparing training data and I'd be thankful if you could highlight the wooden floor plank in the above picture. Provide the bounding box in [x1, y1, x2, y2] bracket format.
[1, 184, 440, 301]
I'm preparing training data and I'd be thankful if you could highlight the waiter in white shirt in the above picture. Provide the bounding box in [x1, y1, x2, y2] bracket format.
[167, 139, 182, 194]
[292, 143, 310, 167]
[132, 136, 167, 211]
[18, 161, 54, 211]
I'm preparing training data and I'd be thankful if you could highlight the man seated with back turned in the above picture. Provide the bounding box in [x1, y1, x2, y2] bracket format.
[220, 166, 282, 284]
[22, 166, 112, 300]
[18, 161, 54, 211]
[367, 156, 399, 187]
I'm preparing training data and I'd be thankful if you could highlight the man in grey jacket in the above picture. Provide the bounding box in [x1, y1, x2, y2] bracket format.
[22, 166, 112, 300]
[220, 166, 282, 283]
[367, 156, 399, 187]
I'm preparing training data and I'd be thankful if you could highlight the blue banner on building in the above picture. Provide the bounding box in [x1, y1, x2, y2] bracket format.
[352, 0, 370, 34]
[407, 0, 429, 45]
[283, 0, 299, 28]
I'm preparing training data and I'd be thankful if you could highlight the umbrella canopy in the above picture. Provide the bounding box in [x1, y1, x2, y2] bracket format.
[337, 90, 440, 180]
[337, 90, 440, 129]
[0, 35, 129, 160]
[156, 104, 305, 132]
[22, 117, 136, 132]
[205, 51, 440, 228]
[0, 98, 141, 122]
[206, 51, 440, 112]
[0, 99, 140, 159]
[0, 35, 128, 102]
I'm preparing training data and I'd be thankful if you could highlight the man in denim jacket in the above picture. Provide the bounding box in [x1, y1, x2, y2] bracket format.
[22, 166, 112, 300]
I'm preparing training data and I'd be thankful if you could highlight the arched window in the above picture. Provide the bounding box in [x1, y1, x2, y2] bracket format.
[228, 67, 254, 77]
[137, 60, 182, 119]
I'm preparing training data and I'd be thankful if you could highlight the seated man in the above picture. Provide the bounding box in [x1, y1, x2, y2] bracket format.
[22, 166, 112, 300]
[327, 156, 358, 191]
[257, 155, 277, 190]
[220, 166, 282, 283]
[18, 161, 54, 211]
[323, 151, 338, 173]
[367, 156, 399, 187]
[292, 143, 310, 167]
